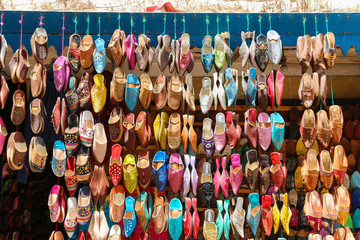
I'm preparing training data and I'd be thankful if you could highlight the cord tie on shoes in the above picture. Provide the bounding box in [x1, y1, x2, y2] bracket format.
[73, 15, 78, 34]
[142, 15, 146, 34]
[98, 16, 101, 38]
[302, 16, 307, 36]
[39, 15, 44, 28]
[86, 15, 90, 35]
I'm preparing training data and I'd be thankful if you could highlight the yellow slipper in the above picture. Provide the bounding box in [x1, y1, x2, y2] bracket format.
[123, 154, 138, 193]
[91, 73, 107, 114]
[153, 113, 161, 148]
[280, 193, 292, 235]
[272, 193, 280, 234]
[159, 112, 169, 150]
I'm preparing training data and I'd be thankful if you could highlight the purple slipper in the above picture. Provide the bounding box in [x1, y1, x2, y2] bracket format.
[53, 56, 66, 92]
[125, 34, 138, 70]
[183, 155, 191, 196]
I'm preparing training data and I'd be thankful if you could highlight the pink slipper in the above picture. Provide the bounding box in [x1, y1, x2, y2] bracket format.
[230, 153, 243, 195]
[220, 156, 230, 198]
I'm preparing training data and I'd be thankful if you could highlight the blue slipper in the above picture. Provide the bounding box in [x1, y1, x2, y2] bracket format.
[351, 171, 360, 192]
[270, 112, 285, 150]
[224, 68, 238, 107]
[52, 140, 66, 177]
[247, 193, 260, 236]
[125, 74, 140, 111]
[152, 151, 169, 192]
[246, 68, 257, 106]
[201, 35, 214, 73]
[216, 200, 224, 240]
[168, 198, 183, 240]
[123, 196, 137, 237]
[93, 38, 106, 74]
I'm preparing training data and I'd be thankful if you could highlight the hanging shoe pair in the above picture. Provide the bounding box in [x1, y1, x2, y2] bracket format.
[11, 90, 26, 126]
[89, 164, 109, 206]
[244, 108, 257, 149]
[6, 132, 26, 171]
[51, 97, 68, 135]
[214, 112, 227, 152]
[200, 77, 213, 114]
[29, 136, 48, 173]
[135, 191, 153, 231]
[201, 162, 214, 202]
[65, 77, 79, 114]
[226, 111, 241, 150]
[51, 140, 66, 177]
[0, 76, 8, 110]
[215, 199, 231, 240]
[184, 74, 196, 111]
[64, 197, 78, 238]
[214, 34, 226, 71]
[242, 68, 257, 107]
[212, 72, 226, 111]
[259, 154, 271, 195]
[183, 155, 198, 196]
[168, 76, 182, 110]
[310, 33, 327, 72]
[139, 74, 153, 110]
[304, 190, 323, 231]
[298, 72, 327, 108]
[168, 113, 182, 150]
[108, 107, 124, 143]
[135, 111, 152, 148]
[88, 210, 109, 240]
[231, 197, 246, 238]
[123, 196, 137, 237]
[125, 74, 140, 112]
[183, 197, 200, 240]
[30, 63, 47, 98]
[123, 153, 138, 193]
[246, 193, 261, 237]
[224, 68, 238, 107]
[168, 198, 183, 240]
[239, 31, 256, 68]
[154, 112, 169, 150]
[270, 152, 285, 193]
[213, 157, 230, 198]
[48, 185, 66, 223]
[123, 113, 137, 152]
[168, 153, 184, 194]
[169, 38, 180, 73]
[91, 73, 107, 114]
[255, 34, 269, 72]
[267, 69, 285, 109]
[9, 48, 30, 84]
[202, 118, 215, 157]
[108, 29, 126, 67]
[30, 98, 47, 134]
[155, 34, 171, 72]
[53, 56, 71, 93]
[77, 72, 91, 109]
[152, 151, 169, 192]
[110, 68, 126, 104]
[68, 34, 81, 72]
[201, 35, 214, 73]
[267, 30, 283, 65]
[182, 115, 198, 153]
[245, 150, 259, 191]
[75, 146, 92, 183]
[329, 105, 344, 144]
[230, 154, 243, 195]
[152, 195, 169, 234]
[109, 185, 125, 223]
[135, 34, 154, 72]
[93, 123, 107, 163]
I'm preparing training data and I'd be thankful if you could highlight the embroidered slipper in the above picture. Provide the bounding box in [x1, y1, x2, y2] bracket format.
[65, 156, 78, 196]
[52, 140, 66, 177]
[64, 197, 78, 238]
[29, 136, 48, 173]
[137, 150, 151, 189]
[6, 132, 26, 171]
[77, 186, 91, 225]
[123, 154, 138, 193]
[75, 146, 91, 183]
[79, 35, 94, 69]
[108, 107, 124, 143]
[109, 185, 125, 223]
[93, 38, 106, 74]
[67, 33, 81, 72]
[110, 144, 123, 186]
[48, 185, 61, 223]
[64, 114, 80, 156]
